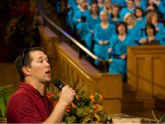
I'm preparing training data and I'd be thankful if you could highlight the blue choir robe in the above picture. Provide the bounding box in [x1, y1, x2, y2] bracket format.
[157, 1, 165, 19]
[88, 0, 92, 5]
[110, 17, 121, 25]
[66, 0, 78, 31]
[94, 23, 116, 65]
[72, 8, 90, 40]
[111, 0, 127, 7]
[143, 0, 147, 5]
[127, 25, 142, 43]
[136, 17, 146, 37]
[84, 14, 100, 51]
[135, 1, 146, 11]
[140, 1, 147, 10]
[98, 6, 104, 13]
[138, 35, 165, 45]
[155, 23, 165, 41]
[108, 34, 135, 80]
[120, 7, 135, 21]
[108, 13, 112, 23]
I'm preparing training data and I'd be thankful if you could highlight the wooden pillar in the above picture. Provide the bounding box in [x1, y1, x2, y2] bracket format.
[29, 0, 36, 14]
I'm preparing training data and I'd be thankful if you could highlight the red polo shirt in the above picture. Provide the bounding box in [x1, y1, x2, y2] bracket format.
[7, 83, 53, 123]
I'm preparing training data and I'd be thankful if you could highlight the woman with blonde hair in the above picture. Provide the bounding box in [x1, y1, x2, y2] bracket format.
[146, 11, 165, 43]
[103, 0, 113, 22]
[103, 0, 113, 14]
[93, 10, 116, 66]
[124, 13, 141, 43]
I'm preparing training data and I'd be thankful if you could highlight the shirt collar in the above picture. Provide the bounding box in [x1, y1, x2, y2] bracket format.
[19, 82, 46, 99]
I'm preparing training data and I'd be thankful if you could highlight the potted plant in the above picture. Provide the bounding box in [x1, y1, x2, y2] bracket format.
[0, 84, 14, 122]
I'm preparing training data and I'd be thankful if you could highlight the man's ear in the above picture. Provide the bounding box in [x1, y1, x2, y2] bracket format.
[22, 66, 31, 76]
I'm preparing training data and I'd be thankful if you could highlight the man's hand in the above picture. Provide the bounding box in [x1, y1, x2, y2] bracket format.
[59, 85, 76, 107]
[43, 85, 76, 123]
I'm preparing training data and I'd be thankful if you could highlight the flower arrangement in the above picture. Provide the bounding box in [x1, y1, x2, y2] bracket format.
[62, 93, 112, 123]
[46, 81, 112, 123]
[47, 91, 112, 123]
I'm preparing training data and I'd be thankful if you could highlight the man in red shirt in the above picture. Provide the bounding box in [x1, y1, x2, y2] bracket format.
[7, 47, 76, 123]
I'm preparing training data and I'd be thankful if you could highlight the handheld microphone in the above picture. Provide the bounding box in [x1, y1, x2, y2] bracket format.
[53, 79, 81, 107]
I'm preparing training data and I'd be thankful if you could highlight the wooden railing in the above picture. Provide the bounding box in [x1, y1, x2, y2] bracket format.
[39, 26, 123, 114]
[127, 46, 165, 100]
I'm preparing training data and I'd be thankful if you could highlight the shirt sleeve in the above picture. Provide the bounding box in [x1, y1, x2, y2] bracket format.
[7, 93, 42, 123]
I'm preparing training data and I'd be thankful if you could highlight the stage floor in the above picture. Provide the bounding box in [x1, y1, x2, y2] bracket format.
[109, 114, 158, 123]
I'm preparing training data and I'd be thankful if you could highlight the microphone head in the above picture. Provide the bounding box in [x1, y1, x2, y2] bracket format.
[54, 79, 65, 89]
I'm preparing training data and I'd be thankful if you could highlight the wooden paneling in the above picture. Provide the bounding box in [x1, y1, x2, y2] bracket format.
[29, 0, 36, 13]
[127, 46, 165, 100]
[0, 63, 19, 89]
[38, 26, 59, 58]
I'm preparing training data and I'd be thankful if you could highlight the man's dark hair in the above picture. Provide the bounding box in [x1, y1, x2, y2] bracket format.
[15, 47, 45, 81]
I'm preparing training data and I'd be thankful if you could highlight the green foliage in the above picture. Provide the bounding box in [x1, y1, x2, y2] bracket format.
[160, 114, 165, 123]
[0, 85, 14, 118]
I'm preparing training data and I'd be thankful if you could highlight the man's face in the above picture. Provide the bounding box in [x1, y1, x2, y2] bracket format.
[28, 50, 51, 83]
